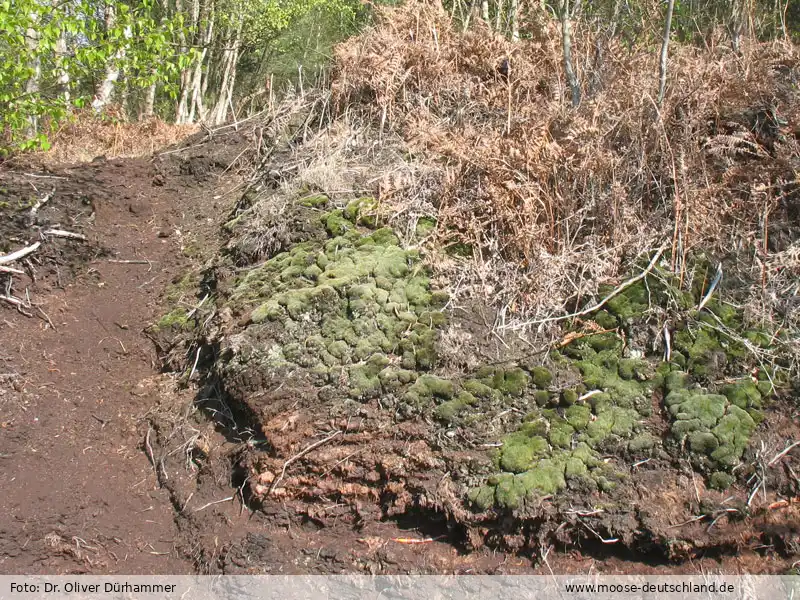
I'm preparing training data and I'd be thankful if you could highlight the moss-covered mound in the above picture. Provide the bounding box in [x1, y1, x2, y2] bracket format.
[219, 199, 448, 403]
[181, 196, 790, 552]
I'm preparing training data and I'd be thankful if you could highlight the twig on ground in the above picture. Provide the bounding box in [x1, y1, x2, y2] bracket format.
[186, 294, 209, 320]
[107, 259, 151, 264]
[192, 496, 234, 513]
[24, 173, 69, 180]
[768, 441, 800, 467]
[667, 514, 706, 528]
[43, 229, 87, 241]
[145, 427, 158, 480]
[0, 242, 41, 265]
[267, 429, 343, 496]
[29, 188, 54, 223]
[0, 294, 26, 309]
[697, 263, 723, 311]
[0, 266, 24, 275]
[35, 305, 55, 329]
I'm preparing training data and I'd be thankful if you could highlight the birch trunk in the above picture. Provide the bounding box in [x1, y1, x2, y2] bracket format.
[92, 5, 131, 112]
[560, 0, 580, 107]
[174, 0, 193, 123]
[510, 0, 520, 41]
[657, 0, 676, 106]
[141, 81, 157, 119]
[24, 11, 40, 136]
[53, 0, 69, 107]
[208, 18, 242, 125]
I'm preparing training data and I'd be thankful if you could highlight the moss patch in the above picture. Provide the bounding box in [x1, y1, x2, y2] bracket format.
[223, 205, 447, 404]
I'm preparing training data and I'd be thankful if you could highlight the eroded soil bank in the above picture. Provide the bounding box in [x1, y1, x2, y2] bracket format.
[2, 127, 798, 575]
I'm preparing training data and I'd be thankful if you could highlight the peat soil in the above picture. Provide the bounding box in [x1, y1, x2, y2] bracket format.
[0, 131, 795, 575]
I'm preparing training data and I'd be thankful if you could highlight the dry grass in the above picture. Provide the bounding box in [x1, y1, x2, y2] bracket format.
[324, 2, 799, 328]
[235, 0, 798, 365]
[36, 108, 199, 165]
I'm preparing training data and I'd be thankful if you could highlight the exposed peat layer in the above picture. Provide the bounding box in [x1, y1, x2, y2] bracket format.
[148, 1, 800, 570]
[152, 191, 800, 564]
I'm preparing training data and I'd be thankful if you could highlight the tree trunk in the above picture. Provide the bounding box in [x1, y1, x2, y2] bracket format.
[208, 18, 242, 125]
[174, 0, 193, 123]
[141, 81, 157, 119]
[657, 0, 676, 106]
[481, 0, 489, 23]
[495, 0, 503, 31]
[510, 0, 520, 40]
[189, 1, 214, 122]
[92, 4, 131, 112]
[53, 0, 70, 107]
[560, 0, 580, 107]
[24, 11, 41, 136]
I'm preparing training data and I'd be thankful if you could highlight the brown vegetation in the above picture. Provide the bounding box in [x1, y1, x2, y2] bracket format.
[35, 110, 199, 165]
[327, 2, 798, 330]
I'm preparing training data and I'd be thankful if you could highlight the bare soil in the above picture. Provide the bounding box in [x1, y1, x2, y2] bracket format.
[1, 132, 797, 576]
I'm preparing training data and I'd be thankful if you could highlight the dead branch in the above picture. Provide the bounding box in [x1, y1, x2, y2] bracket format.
[191, 496, 235, 513]
[0, 242, 41, 265]
[768, 441, 800, 467]
[29, 188, 54, 223]
[0, 266, 24, 275]
[43, 229, 87, 241]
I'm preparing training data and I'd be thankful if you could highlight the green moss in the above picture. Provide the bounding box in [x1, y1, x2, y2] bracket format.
[357, 227, 399, 247]
[744, 330, 771, 348]
[463, 378, 495, 399]
[593, 310, 619, 330]
[530, 366, 553, 388]
[667, 385, 757, 471]
[688, 431, 719, 454]
[602, 281, 649, 321]
[299, 194, 329, 208]
[415, 216, 437, 238]
[496, 367, 530, 396]
[434, 392, 477, 422]
[499, 433, 549, 473]
[704, 299, 740, 327]
[349, 354, 389, 400]
[322, 210, 353, 236]
[404, 375, 455, 406]
[533, 390, 550, 407]
[561, 389, 578, 406]
[709, 471, 735, 490]
[721, 380, 762, 410]
[565, 405, 592, 430]
[155, 308, 190, 330]
[571, 442, 600, 468]
[344, 197, 378, 227]
[378, 367, 417, 391]
[548, 417, 574, 448]
[576, 359, 646, 409]
[710, 406, 756, 467]
[587, 332, 623, 352]
[467, 485, 495, 510]
[668, 392, 727, 428]
[565, 457, 589, 477]
[674, 328, 730, 378]
[618, 358, 646, 381]
[628, 433, 657, 452]
[516, 459, 567, 496]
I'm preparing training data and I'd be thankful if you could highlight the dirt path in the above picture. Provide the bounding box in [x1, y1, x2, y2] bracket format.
[0, 138, 245, 574]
